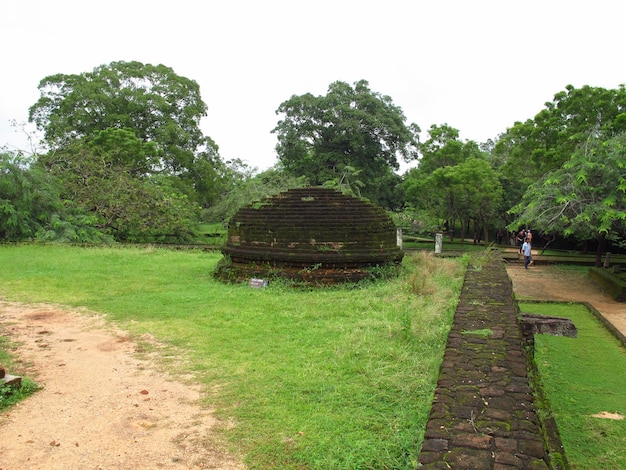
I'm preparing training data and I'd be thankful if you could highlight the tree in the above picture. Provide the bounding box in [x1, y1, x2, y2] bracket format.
[37, 133, 200, 243]
[417, 124, 468, 174]
[0, 150, 110, 242]
[407, 158, 503, 243]
[272, 80, 419, 208]
[509, 132, 626, 265]
[494, 84, 626, 211]
[402, 125, 497, 240]
[28, 60, 222, 206]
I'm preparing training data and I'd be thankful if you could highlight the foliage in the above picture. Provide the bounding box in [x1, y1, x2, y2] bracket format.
[0, 379, 41, 412]
[405, 154, 503, 243]
[0, 151, 111, 242]
[509, 132, 626, 265]
[495, 84, 626, 177]
[11, 60, 221, 243]
[36, 134, 200, 243]
[494, 84, 626, 226]
[0, 244, 465, 469]
[390, 207, 442, 237]
[29, 60, 213, 173]
[403, 124, 504, 241]
[272, 80, 420, 208]
[521, 301, 626, 469]
[415, 124, 483, 174]
[28, 60, 224, 208]
[204, 165, 307, 225]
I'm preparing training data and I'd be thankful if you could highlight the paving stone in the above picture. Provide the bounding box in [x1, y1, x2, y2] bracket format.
[421, 438, 449, 452]
[444, 447, 493, 470]
[451, 433, 493, 450]
[495, 451, 523, 467]
[494, 437, 519, 452]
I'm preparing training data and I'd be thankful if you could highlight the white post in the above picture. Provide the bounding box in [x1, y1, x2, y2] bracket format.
[396, 227, 403, 248]
[435, 233, 442, 254]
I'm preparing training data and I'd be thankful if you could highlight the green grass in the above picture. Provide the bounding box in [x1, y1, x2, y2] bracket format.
[196, 222, 227, 245]
[0, 244, 465, 469]
[0, 378, 41, 411]
[0, 336, 41, 411]
[519, 302, 626, 469]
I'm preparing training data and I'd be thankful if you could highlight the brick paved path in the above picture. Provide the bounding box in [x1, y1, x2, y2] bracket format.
[418, 258, 553, 469]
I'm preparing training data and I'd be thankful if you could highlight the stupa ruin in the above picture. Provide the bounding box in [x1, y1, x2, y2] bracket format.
[215, 187, 404, 284]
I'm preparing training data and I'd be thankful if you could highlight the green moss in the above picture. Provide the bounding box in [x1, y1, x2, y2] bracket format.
[461, 328, 493, 337]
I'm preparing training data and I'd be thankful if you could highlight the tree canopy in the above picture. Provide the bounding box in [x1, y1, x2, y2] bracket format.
[19, 61, 232, 242]
[509, 132, 626, 264]
[272, 80, 420, 208]
[494, 84, 626, 211]
[29, 60, 216, 175]
[0, 151, 110, 242]
[402, 124, 503, 242]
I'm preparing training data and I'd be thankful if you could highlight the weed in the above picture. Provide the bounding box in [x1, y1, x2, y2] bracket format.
[461, 328, 493, 337]
[0, 379, 41, 412]
[470, 245, 499, 271]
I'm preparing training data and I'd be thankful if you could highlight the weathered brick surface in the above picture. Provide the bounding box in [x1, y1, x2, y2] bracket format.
[418, 257, 560, 469]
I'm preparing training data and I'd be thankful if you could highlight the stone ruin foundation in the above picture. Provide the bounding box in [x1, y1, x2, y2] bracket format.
[215, 187, 404, 285]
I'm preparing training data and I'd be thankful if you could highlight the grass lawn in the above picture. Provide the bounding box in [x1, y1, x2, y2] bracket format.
[0, 244, 465, 469]
[519, 302, 626, 469]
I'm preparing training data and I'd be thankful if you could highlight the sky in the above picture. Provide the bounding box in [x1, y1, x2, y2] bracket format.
[2, 0, 625, 172]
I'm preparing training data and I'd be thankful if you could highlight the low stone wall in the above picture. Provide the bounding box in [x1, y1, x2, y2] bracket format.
[589, 267, 626, 301]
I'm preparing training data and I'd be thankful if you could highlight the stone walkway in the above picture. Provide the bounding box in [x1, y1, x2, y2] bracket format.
[418, 258, 552, 469]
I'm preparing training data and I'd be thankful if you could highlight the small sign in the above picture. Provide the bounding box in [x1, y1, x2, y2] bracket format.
[249, 278, 268, 288]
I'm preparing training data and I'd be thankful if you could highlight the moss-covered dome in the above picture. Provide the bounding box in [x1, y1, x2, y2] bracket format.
[215, 187, 403, 284]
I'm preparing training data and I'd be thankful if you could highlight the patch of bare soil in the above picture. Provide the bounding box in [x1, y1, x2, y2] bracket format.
[0, 302, 244, 470]
[505, 262, 626, 338]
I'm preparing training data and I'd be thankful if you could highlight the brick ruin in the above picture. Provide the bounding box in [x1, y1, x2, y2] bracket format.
[215, 187, 404, 284]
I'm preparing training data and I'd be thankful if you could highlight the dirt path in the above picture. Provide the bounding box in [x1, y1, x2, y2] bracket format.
[505, 263, 626, 337]
[0, 302, 244, 470]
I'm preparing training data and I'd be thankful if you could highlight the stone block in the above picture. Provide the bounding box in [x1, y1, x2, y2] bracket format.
[1, 374, 22, 388]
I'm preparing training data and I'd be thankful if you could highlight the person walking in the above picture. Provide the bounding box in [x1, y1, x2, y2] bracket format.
[521, 238, 532, 269]
[517, 229, 526, 253]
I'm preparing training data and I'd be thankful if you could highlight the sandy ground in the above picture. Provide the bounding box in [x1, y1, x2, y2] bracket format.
[0, 263, 624, 470]
[0, 303, 244, 470]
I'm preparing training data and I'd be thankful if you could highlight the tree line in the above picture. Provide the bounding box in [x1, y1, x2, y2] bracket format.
[1, 61, 625, 263]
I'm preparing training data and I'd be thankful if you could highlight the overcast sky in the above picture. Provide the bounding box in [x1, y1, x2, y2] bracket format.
[2, 0, 624, 171]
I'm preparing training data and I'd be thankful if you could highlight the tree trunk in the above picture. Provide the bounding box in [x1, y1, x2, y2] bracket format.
[595, 233, 606, 267]
[460, 218, 466, 245]
[482, 217, 489, 245]
[473, 219, 480, 245]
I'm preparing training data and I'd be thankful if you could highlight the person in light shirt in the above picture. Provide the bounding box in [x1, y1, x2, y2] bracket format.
[521, 238, 532, 269]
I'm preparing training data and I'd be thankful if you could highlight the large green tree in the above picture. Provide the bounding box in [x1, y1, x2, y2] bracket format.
[494, 84, 626, 214]
[405, 156, 503, 243]
[28, 60, 222, 207]
[0, 151, 109, 242]
[38, 130, 200, 242]
[416, 124, 475, 174]
[272, 80, 420, 208]
[509, 132, 626, 265]
[402, 124, 501, 240]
